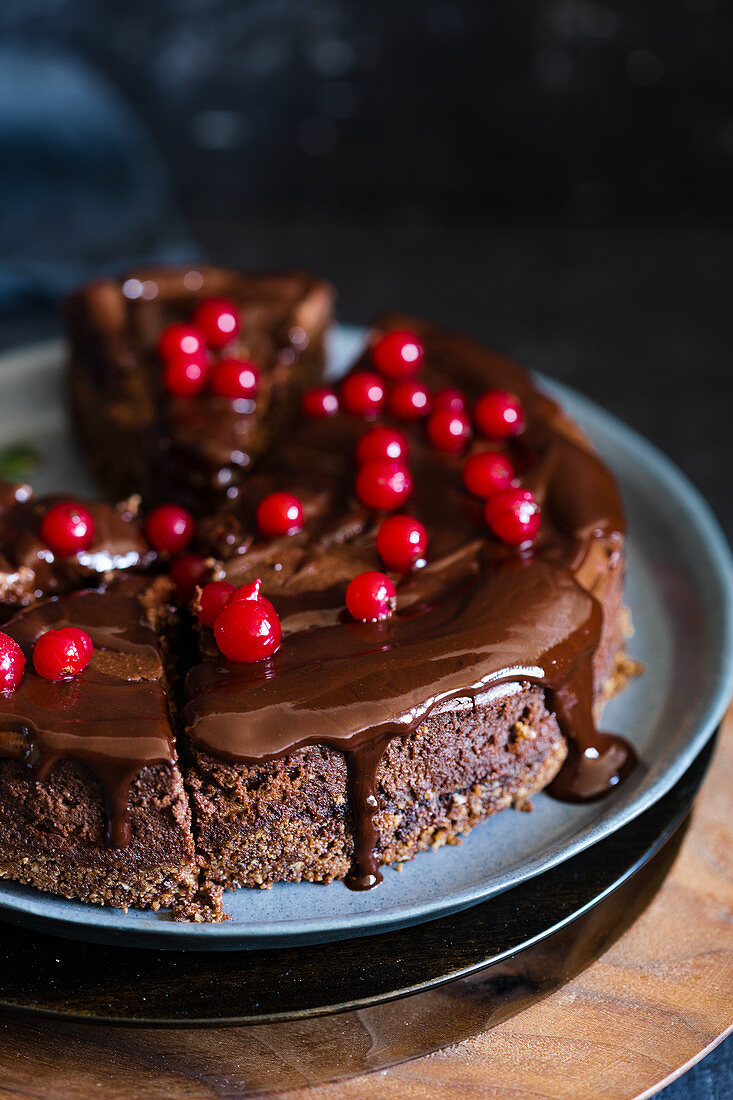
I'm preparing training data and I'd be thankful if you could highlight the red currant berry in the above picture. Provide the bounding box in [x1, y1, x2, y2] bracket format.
[0, 633, 25, 692]
[433, 388, 466, 413]
[198, 580, 236, 628]
[426, 408, 472, 453]
[484, 488, 541, 546]
[371, 330, 424, 379]
[40, 502, 95, 557]
[158, 323, 205, 362]
[475, 390, 524, 439]
[163, 352, 208, 398]
[462, 451, 515, 498]
[341, 372, 385, 418]
[210, 357, 259, 399]
[389, 380, 431, 420]
[346, 571, 396, 622]
[214, 597, 282, 663]
[145, 504, 195, 555]
[192, 298, 240, 350]
[170, 553, 210, 602]
[355, 426, 409, 466]
[302, 386, 339, 417]
[33, 627, 93, 680]
[355, 460, 413, 511]
[256, 492, 304, 537]
[376, 515, 428, 572]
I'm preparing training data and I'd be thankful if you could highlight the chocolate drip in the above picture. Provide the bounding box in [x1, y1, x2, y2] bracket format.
[0, 582, 176, 847]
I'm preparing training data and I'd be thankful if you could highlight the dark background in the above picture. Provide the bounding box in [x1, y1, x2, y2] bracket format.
[0, 4, 730, 1093]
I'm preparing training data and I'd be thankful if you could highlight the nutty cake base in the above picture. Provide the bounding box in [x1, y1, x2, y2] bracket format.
[186, 686, 570, 893]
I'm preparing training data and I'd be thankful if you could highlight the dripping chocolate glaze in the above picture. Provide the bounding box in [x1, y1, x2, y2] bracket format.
[0, 581, 176, 847]
[187, 314, 637, 890]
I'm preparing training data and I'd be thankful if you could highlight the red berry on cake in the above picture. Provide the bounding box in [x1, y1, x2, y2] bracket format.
[198, 580, 236, 628]
[0, 633, 25, 692]
[144, 504, 195, 555]
[475, 390, 524, 439]
[341, 372, 386, 418]
[389, 380, 431, 420]
[214, 590, 282, 663]
[256, 492, 304, 537]
[40, 501, 95, 557]
[371, 330, 424, 379]
[157, 323, 205, 362]
[170, 553, 210, 602]
[462, 451, 515, 498]
[355, 459, 412, 511]
[302, 386, 339, 417]
[163, 353, 208, 398]
[355, 426, 409, 465]
[484, 488, 541, 545]
[210, 358, 259, 399]
[346, 571, 397, 622]
[192, 298, 240, 350]
[426, 408, 472, 453]
[33, 627, 93, 680]
[376, 515, 428, 572]
[432, 388, 466, 413]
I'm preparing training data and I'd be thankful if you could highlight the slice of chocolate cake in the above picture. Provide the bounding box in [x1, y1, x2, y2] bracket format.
[182, 315, 634, 896]
[0, 579, 198, 912]
[0, 483, 155, 619]
[67, 265, 334, 511]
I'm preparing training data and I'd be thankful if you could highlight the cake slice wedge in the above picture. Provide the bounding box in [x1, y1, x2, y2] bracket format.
[0, 578, 197, 912]
[67, 265, 334, 511]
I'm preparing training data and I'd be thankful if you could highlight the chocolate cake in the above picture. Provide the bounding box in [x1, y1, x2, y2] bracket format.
[67, 265, 334, 509]
[0, 269, 638, 919]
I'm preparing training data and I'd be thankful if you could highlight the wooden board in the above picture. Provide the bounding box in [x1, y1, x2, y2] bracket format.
[0, 707, 730, 1099]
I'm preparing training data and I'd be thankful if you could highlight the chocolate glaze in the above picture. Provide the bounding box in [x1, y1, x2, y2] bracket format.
[186, 314, 637, 889]
[0, 581, 176, 847]
[0, 486, 154, 615]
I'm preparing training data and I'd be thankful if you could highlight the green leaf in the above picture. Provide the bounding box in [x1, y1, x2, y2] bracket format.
[0, 443, 40, 481]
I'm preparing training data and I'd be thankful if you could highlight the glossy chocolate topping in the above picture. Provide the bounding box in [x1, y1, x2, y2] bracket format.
[0, 581, 176, 847]
[186, 314, 636, 889]
[0, 487, 154, 614]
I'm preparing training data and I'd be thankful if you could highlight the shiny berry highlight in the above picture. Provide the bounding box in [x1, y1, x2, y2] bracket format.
[40, 502, 95, 558]
[346, 571, 397, 622]
[376, 515, 428, 572]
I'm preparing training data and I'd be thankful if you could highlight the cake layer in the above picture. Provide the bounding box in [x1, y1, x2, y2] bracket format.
[67, 265, 334, 510]
[182, 315, 633, 893]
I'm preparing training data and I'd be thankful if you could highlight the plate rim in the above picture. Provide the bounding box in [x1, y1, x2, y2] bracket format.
[0, 336, 730, 948]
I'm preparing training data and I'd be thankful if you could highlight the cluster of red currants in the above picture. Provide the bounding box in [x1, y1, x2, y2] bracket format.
[158, 298, 259, 400]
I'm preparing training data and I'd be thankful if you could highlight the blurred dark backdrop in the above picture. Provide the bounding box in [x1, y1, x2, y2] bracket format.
[0, 0, 731, 543]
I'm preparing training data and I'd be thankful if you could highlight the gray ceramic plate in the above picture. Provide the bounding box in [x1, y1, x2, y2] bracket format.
[0, 328, 730, 950]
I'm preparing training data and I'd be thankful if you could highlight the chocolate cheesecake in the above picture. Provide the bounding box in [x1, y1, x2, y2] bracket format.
[0, 272, 637, 919]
